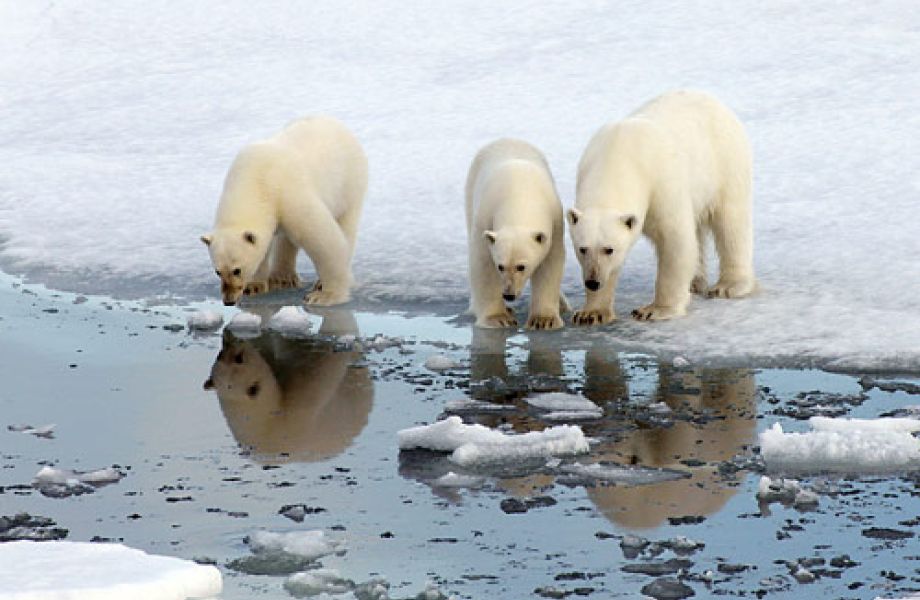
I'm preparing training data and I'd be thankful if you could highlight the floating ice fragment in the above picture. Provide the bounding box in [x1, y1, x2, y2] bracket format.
[424, 354, 461, 371]
[430, 472, 485, 488]
[8, 424, 55, 438]
[672, 356, 690, 368]
[32, 466, 124, 498]
[442, 398, 517, 415]
[0, 541, 221, 599]
[247, 530, 342, 561]
[559, 462, 690, 486]
[187, 310, 223, 331]
[226, 311, 262, 337]
[541, 410, 604, 422]
[397, 416, 588, 466]
[267, 306, 313, 337]
[759, 418, 920, 472]
[284, 568, 354, 597]
[525, 392, 598, 412]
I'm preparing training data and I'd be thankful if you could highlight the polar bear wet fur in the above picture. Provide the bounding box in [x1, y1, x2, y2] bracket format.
[568, 90, 755, 324]
[466, 139, 567, 330]
[201, 117, 367, 306]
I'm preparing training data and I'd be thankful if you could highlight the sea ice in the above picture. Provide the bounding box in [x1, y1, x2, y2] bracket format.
[0, 541, 221, 600]
[247, 530, 341, 561]
[32, 466, 124, 498]
[7, 424, 55, 438]
[397, 416, 589, 466]
[284, 568, 354, 597]
[430, 472, 485, 488]
[424, 354, 461, 371]
[186, 310, 223, 331]
[558, 462, 690, 486]
[759, 418, 920, 472]
[525, 392, 600, 412]
[225, 311, 262, 337]
[266, 306, 313, 337]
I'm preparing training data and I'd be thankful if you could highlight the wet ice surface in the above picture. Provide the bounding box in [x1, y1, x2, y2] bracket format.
[2, 3, 920, 370]
[1, 282, 920, 599]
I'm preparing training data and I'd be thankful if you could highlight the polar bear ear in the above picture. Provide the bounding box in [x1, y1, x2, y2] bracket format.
[622, 214, 637, 230]
[483, 230, 497, 244]
[202, 377, 215, 391]
[567, 208, 582, 226]
[200, 234, 213, 246]
[533, 232, 546, 244]
[243, 231, 257, 245]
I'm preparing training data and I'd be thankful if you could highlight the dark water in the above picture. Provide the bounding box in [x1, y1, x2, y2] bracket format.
[0, 279, 918, 599]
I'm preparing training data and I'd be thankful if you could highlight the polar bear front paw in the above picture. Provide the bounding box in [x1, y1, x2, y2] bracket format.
[269, 273, 302, 290]
[526, 313, 563, 331]
[572, 308, 614, 326]
[243, 281, 268, 296]
[305, 288, 349, 306]
[690, 275, 708, 295]
[631, 304, 683, 321]
[707, 278, 755, 299]
[478, 312, 519, 329]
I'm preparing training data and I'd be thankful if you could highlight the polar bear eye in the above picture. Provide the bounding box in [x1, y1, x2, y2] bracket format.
[603, 247, 614, 255]
[579, 247, 587, 255]
[232, 268, 241, 277]
[215, 270, 221, 276]
[515, 264, 525, 272]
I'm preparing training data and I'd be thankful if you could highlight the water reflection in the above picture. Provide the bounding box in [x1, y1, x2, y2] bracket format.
[405, 332, 756, 529]
[203, 309, 373, 463]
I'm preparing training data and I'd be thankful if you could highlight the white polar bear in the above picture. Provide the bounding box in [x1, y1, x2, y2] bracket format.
[568, 90, 755, 325]
[466, 139, 568, 330]
[201, 116, 367, 306]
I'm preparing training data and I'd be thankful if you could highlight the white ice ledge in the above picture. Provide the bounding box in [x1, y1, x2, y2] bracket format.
[398, 416, 589, 466]
[0, 541, 221, 600]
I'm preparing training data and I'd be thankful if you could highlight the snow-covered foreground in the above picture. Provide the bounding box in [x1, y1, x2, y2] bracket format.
[1, 2, 919, 369]
[0, 541, 221, 600]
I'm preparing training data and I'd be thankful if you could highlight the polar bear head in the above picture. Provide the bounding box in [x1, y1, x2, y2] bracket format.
[567, 208, 639, 291]
[483, 227, 550, 302]
[200, 229, 270, 305]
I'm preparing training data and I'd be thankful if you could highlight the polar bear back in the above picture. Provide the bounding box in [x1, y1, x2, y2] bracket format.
[216, 117, 367, 226]
[465, 138, 559, 235]
[577, 90, 751, 219]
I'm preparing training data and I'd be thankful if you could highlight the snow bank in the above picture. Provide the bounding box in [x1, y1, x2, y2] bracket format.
[398, 416, 589, 466]
[1, 3, 919, 368]
[247, 530, 341, 561]
[266, 306, 312, 337]
[225, 311, 262, 337]
[760, 418, 920, 472]
[0, 541, 221, 600]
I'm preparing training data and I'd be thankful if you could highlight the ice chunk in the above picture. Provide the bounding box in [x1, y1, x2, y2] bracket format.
[247, 530, 341, 561]
[397, 416, 589, 466]
[672, 356, 690, 368]
[424, 354, 461, 371]
[759, 421, 920, 472]
[266, 306, 313, 337]
[32, 466, 124, 498]
[226, 311, 262, 337]
[559, 462, 690, 486]
[284, 568, 354, 596]
[0, 541, 221, 599]
[525, 392, 599, 412]
[430, 472, 485, 488]
[8, 424, 55, 438]
[186, 310, 223, 331]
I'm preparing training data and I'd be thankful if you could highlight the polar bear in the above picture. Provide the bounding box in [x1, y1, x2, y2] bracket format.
[568, 90, 755, 324]
[466, 139, 568, 330]
[201, 116, 368, 306]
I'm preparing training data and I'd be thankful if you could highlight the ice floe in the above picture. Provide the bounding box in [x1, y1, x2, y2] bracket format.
[225, 311, 262, 337]
[7, 424, 55, 438]
[31, 466, 124, 498]
[186, 310, 223, 331]
[0, 541, 221, 600]
[397, 416, 589, 466]
[759, 417, 920, 472]
[424, 354, 461, 372]
[266, 306, 313, 337]
[247, 530, 342, 561]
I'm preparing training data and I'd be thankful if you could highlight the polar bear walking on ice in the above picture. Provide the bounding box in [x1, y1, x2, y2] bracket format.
[568, 90, 755, 325]
[202, 117, 367, 307]
[466, 139, 568, 330]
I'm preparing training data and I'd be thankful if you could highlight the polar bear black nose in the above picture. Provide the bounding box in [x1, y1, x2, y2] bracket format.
[223, 299, 236, 306]
[585, 279, 600, 291]
[503, 293, 516, 302]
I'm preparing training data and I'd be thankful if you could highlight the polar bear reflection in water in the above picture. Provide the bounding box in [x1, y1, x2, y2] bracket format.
[417, 330, 756, 528]
[203, 309, 372, 463]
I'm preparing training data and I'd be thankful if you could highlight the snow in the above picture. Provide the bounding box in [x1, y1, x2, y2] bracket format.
[759, 418, 920, 472]
[186, 310, 223, 331]
[266, 306, 313, 337]
[424, 354, 461, 372]
[1, 3, 919, 369]
[225, 311, 262, 337]
[0, 541, 221, 600]
[247, 530, 341, 561]
[397, 416, 589, 466]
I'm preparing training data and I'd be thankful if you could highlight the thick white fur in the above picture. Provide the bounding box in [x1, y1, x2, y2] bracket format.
[466, 139, 567, 330]
[202, 116, 368, 306]
[569, 90, 755, 324]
